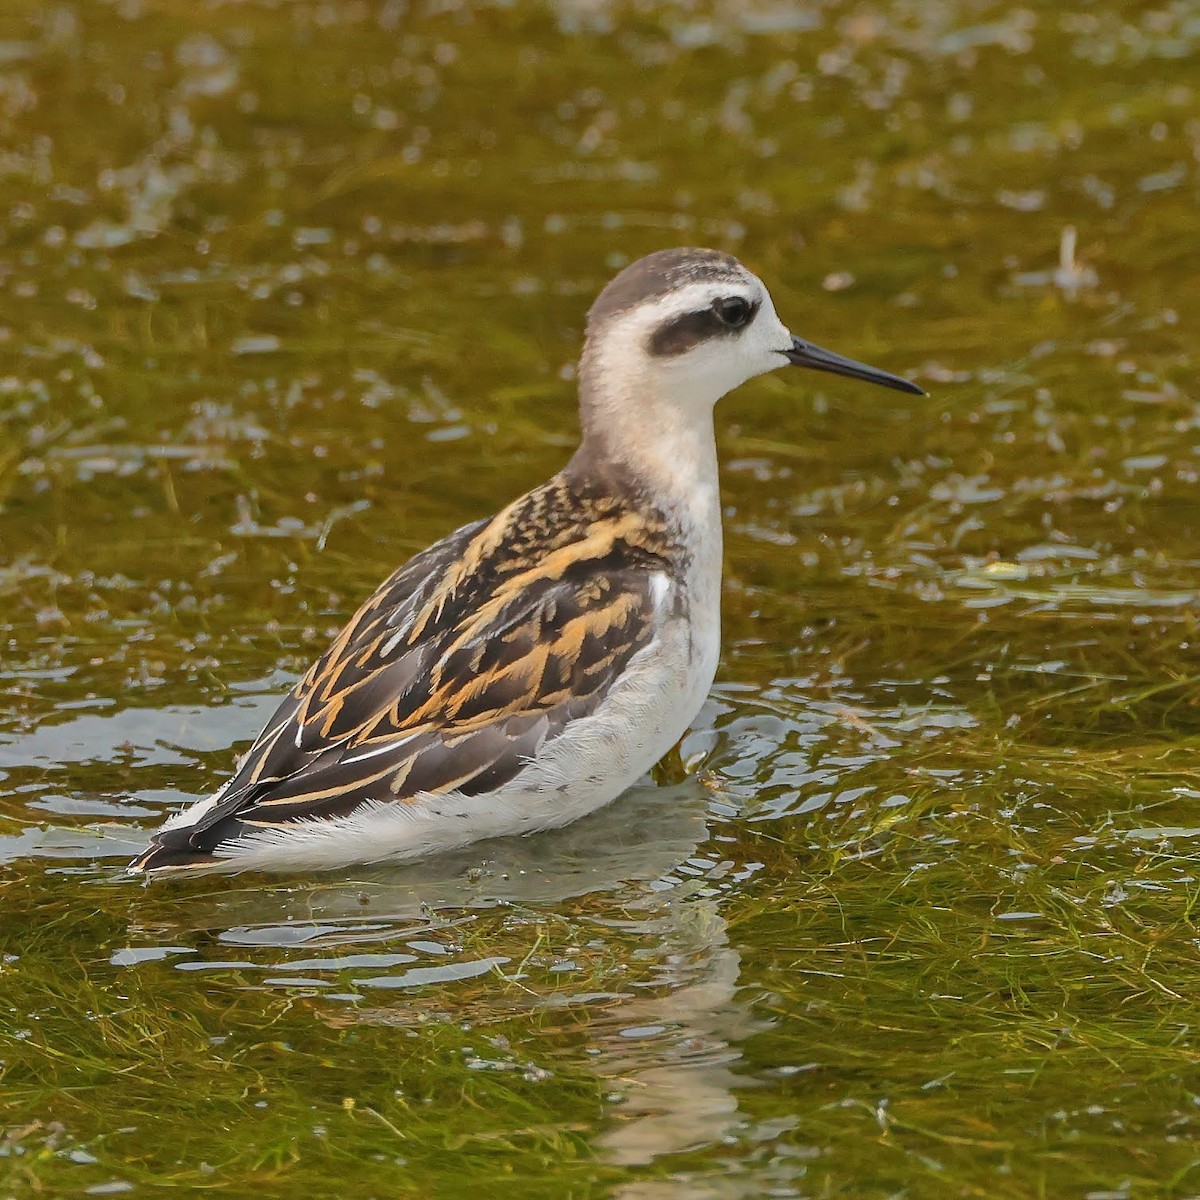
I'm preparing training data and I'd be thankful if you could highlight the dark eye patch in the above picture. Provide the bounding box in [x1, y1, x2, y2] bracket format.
[647, 297, 760, 357]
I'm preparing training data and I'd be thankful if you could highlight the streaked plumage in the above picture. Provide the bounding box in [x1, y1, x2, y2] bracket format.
[130, 247, 922, 875]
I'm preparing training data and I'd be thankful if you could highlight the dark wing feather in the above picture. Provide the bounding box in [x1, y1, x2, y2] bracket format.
[139, 497, 671, 863]
[244, 515, 490, 778]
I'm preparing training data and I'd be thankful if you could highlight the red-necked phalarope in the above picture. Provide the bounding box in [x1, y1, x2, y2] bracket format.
[130, 247, 924, 876]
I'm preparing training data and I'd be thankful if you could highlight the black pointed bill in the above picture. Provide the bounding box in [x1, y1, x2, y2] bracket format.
[782, 335, 925, 396]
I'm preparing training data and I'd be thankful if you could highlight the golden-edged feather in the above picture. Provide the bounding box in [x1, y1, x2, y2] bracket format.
[131, 469, 681, 871]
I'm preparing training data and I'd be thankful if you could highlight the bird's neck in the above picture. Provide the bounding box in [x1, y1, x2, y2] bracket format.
[572, 376, 721, 541]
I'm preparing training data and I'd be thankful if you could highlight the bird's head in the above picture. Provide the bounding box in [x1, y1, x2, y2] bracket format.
[580, 247, 924, 417]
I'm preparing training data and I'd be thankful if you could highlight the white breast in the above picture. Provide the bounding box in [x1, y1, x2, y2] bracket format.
[503, 572, 717, 824]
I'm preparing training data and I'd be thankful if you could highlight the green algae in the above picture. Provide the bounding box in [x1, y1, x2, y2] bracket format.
[2, 1, 1200, 1196]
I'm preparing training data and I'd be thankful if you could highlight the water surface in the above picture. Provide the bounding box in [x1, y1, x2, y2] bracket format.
[2, 1, 1199, 1195]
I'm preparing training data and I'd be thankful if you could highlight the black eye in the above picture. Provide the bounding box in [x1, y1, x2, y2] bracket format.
[713, 296, 753, 329]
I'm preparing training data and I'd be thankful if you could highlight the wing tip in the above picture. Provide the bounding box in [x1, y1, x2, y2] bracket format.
[127, 833, 220, 877]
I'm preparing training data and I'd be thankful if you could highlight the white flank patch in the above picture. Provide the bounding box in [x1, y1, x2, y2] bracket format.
[648, 570, 671, 612]
[159, 778, 231, 832]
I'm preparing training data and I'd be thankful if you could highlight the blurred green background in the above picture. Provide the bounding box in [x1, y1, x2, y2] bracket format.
[1, 1, 1199, 1196]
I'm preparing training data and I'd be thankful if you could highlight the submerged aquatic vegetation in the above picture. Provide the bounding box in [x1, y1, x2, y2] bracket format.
[2, 0, 1200, 1195]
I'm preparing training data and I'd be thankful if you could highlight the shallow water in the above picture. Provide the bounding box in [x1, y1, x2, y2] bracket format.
[2, 0, 1200, 1195]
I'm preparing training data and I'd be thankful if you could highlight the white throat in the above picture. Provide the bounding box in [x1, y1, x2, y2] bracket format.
[578, 354, 722, 534]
